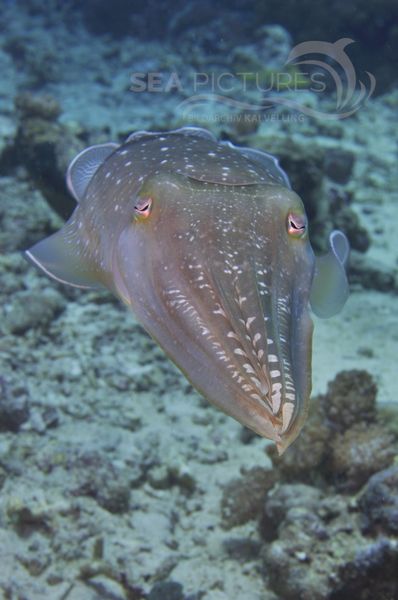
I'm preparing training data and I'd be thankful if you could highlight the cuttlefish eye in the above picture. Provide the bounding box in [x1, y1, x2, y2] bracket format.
[287, 212, 307, 237]
[134, 196, 153, 218]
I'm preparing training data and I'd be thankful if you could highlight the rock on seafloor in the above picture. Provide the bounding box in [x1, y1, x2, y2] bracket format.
[257, 370, 398, 600]
[214, 371, 398, 599]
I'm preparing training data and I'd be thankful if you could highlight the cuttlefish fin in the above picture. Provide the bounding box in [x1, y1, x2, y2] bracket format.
[125, 126, 218, 144]
[24, 225, 103, 290]
[222, 142, 291, 188]
[66, 143, 119, 202]
[310, 230, 350, 318]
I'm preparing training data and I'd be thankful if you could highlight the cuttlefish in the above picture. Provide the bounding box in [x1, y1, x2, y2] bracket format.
[25, 127, 349, 454]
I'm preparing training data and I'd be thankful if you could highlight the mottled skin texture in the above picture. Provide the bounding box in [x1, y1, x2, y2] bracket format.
[25, 128, 330, 454]
[115, 174, 314, 453]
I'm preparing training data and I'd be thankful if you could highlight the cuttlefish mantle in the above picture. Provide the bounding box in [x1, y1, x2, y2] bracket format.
[25, 126, 349, 454]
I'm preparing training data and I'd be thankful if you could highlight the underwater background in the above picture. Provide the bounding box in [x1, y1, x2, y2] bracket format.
[0, 1, 397, 599]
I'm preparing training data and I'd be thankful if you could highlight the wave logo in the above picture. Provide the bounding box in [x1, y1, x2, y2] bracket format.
[178, 39, 376, 121]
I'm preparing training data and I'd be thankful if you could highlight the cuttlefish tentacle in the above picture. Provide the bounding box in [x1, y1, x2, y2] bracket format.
[25, 126, 349, 454]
